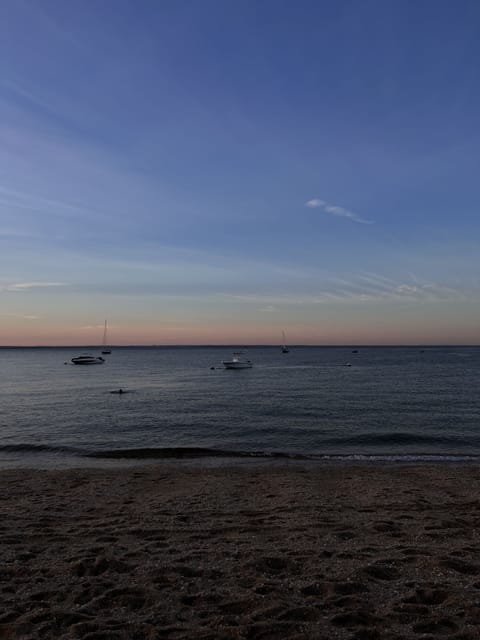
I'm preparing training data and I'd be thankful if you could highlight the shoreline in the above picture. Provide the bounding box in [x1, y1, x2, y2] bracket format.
[2, 463, 480, 638]
[2, 448, 480, 472]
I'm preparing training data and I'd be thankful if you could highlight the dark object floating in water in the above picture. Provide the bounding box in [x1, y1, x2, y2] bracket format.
[345, 362, 352, 367]
[210, 366, 215, 370]
[352, 349, 358, 353]
[110, 388, 128, 394]
[72, 355, 105, 365]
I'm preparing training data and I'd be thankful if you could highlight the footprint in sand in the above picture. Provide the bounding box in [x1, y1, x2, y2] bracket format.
[403, 587, 449, 605]
[363, 561, 401, 581]
[440, 557, 479, 576]
[412, 618, 458, 634]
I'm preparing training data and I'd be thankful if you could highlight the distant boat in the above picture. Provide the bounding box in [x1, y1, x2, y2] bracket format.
[222, 352, 253, 369]
[281, 331, 289, 353]
[72, 355, 105, 365]
[101, 320, 111, 355]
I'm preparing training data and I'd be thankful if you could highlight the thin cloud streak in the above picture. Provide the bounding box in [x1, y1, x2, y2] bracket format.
[305, 198, 373, 224]
[0, 227, 32, 238]
[0, 185, 83, 218]
[219, 273, 471, 306]
[1, 282, 66, 292]
[0, 313, 39, 320]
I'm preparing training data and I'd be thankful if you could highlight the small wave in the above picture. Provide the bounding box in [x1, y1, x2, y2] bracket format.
[85, 447, 258, 459]
[1, 444, 479, 465]
[84, 447, 310, 460]
[83, 446, 480, 463]
[316, 453, 480, 463]
[0, 443, 81, 455]
[321, 432, 473, 447]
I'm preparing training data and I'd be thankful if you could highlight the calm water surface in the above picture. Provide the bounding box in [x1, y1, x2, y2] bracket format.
[1, 346, 480, 468]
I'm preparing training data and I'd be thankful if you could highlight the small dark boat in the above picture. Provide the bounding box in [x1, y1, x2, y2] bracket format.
[71, 355, 105, 365]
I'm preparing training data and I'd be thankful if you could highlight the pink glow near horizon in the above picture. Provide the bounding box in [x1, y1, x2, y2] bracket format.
[1, 320, 479, 346]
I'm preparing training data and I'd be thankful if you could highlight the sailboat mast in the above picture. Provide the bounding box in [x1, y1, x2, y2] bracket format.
[101, 320, 112, 354]
[281, 330, 289, 353]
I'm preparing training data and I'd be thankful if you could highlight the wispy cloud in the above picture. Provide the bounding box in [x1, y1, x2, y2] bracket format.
[259, 305, 277, 312]
[219, 271, 469, 305]
[305, 198, 373, 224]
[0, 228, 32, 238]
[0, 313, 39, 320]
[80, 324, 106, 330]
[305, 199, 327, 208]
[1, 282, 66, 292]
[0, 184, 102, 220]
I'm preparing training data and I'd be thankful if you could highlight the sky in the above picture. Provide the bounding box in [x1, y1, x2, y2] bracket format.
[1, 0, 480, 346]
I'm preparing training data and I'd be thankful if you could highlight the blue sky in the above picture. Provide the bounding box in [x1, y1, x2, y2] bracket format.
[1, 0, 480, 345]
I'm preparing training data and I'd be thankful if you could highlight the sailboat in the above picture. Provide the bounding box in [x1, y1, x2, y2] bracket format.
[101, 320, 111, 354]
[281, 330, 289, 353]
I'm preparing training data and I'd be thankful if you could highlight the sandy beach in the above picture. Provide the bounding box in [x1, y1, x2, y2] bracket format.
[1, 463, 480, 639]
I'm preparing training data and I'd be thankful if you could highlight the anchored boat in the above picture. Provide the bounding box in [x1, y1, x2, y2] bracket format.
[71, 355, 105, 365]
[222, 352, 253, 369]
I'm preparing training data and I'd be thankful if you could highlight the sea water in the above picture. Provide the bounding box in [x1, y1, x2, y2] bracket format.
[1, 346, 480, 468]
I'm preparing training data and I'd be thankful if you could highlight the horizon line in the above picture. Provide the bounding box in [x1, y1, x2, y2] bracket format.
[0, 343, 479, 349]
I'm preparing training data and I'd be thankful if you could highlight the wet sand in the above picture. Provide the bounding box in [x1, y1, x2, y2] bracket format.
[1, 463, 480, 639]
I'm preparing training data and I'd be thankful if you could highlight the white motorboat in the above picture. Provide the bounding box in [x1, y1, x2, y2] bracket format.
[71, 354, 105, 365]
[222, 352, 253, 369]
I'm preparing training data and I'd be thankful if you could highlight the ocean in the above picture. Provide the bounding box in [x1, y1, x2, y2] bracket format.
[1, 345, 480, 468]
